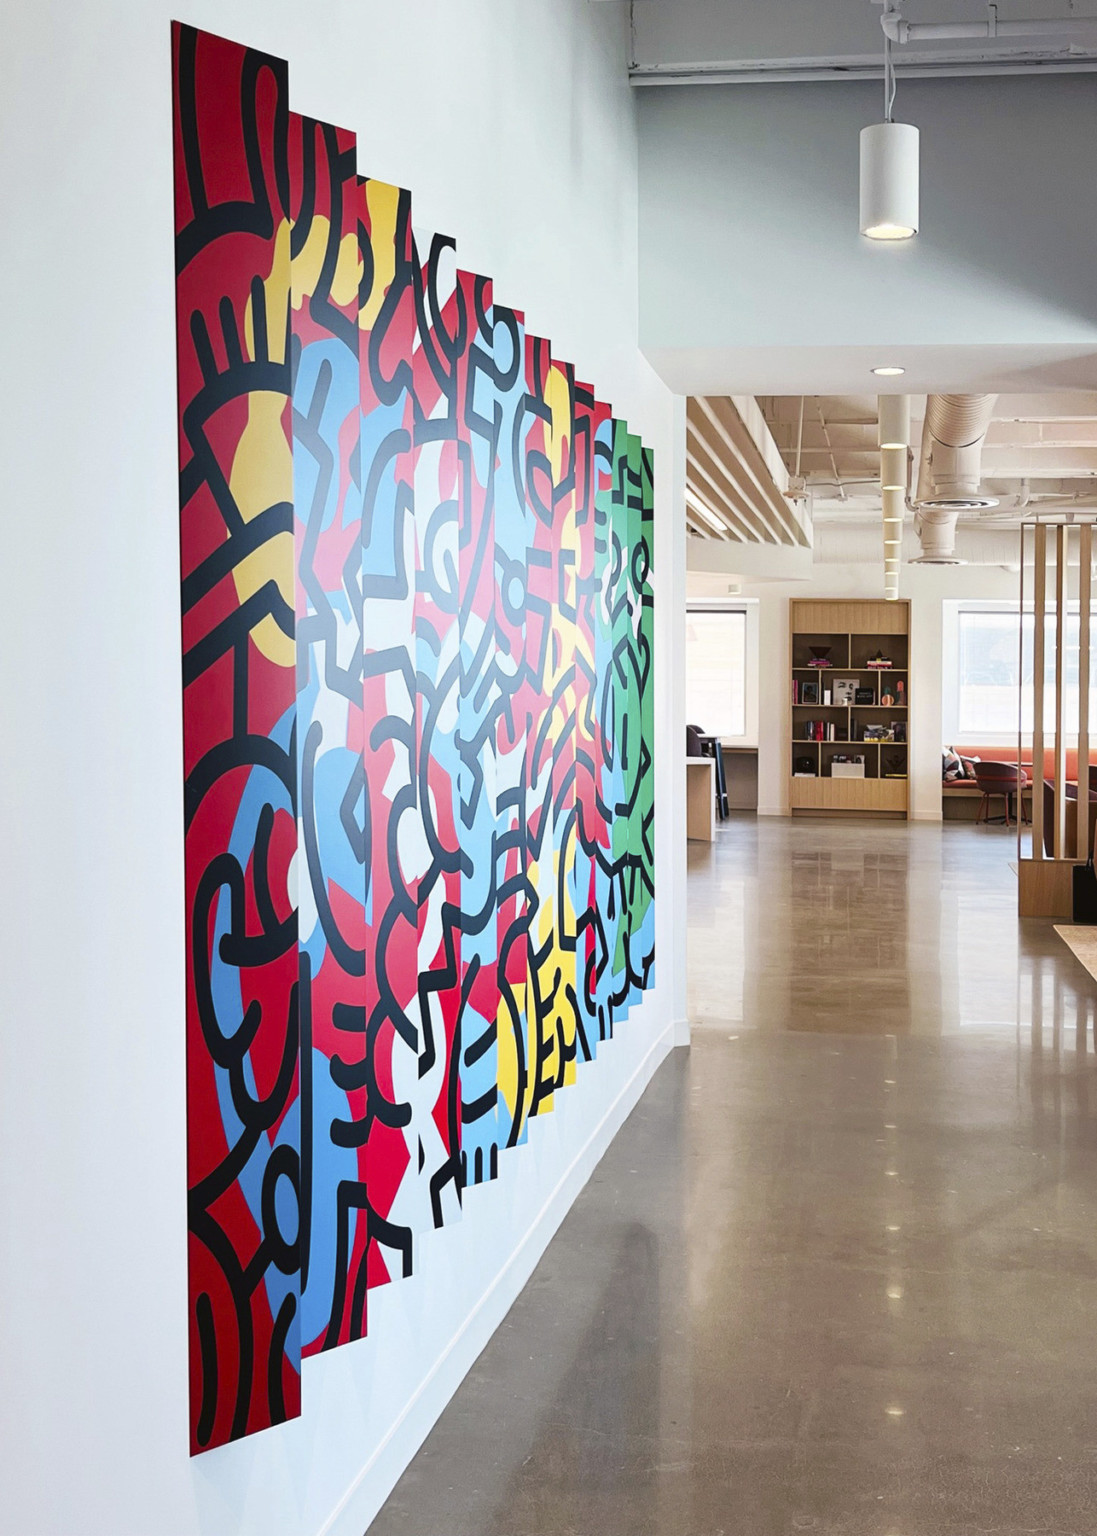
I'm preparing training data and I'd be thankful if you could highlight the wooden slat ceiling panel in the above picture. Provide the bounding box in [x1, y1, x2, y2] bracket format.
[686, 395, 808, 546]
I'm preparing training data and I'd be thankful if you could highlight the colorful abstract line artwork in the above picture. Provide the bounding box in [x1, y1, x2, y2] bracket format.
[173, 21, 655, 1454]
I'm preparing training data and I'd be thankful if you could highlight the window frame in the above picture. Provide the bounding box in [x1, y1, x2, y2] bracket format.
[685, 600, 759, 747]
[942, 598, 1085, 747]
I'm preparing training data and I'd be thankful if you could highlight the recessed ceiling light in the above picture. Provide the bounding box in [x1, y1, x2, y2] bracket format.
[872, 366, 905, 377]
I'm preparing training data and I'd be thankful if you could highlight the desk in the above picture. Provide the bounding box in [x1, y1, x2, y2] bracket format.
[686, 756, 716, 841]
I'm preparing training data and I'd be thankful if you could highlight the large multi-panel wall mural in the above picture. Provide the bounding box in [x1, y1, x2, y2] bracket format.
[173, 21, 655, 1454]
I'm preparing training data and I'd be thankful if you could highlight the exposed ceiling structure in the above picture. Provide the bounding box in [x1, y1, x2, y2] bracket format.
[685, 395, 811, 546]
[628, 0, 1097, 85]
[686, 392, 1097, 572]
[759, 392, 1097, 530]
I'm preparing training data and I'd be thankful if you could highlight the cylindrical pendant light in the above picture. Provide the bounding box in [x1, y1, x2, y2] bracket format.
[880, 446, 908, 492]
[878, 394, 911, 450]
[860, 24, 919, 242]
[860, 122, 919, 240]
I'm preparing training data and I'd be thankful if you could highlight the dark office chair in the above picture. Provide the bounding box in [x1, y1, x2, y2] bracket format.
[708, 739, 730, 820]
[973, 761, 1029, 827]
[688, 725, 730, 821]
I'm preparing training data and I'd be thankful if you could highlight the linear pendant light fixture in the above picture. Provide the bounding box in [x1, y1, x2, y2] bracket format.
[879, 393, 910, 601]
[860, 6, 919, 240]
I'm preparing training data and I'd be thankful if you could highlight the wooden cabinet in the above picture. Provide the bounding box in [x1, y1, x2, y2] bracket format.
[789, 598, 910, 819]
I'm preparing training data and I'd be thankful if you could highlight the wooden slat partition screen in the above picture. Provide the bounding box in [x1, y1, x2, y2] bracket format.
[1079, 524, 1092, 860]
[1019, 517, 1097, 917]
[1054, 525, 1068, 860]
[1031, 523, 1047, 864]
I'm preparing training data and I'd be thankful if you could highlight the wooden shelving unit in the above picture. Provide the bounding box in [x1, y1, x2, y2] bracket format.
[789, 598, 911, 818]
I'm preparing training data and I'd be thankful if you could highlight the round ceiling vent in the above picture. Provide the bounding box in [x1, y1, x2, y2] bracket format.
[909, 555, 965, 566]
[917, 495, 998, 510]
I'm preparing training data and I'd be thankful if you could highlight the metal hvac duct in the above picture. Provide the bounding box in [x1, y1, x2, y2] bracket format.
[913, 393, 998, 563]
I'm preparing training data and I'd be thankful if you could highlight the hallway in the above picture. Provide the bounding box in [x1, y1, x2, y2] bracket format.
[369, 819, 1097, 1535]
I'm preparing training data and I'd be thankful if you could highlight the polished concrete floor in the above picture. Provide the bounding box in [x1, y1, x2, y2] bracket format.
[368, 817, 1097, 1535]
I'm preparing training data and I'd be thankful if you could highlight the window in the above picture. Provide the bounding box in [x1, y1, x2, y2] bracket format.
[686, 608, 747, 739]
[951, 606, 1083, 738]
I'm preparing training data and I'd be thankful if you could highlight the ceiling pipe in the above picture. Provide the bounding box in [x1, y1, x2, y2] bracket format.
[913, 394, 998, 563]
[882, 12, 1097, 43]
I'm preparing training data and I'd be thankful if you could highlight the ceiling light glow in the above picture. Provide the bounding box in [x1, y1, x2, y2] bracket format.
[872, 366, 906, 377]
[685, 493, 725, 534]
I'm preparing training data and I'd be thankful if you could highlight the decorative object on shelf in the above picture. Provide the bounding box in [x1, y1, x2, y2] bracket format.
[795, 756, 817, 776]
[893, 722, 907, 742]
[864, 724, 894, 742]
[896, 679, 906, 706]
[880, 683, 896, 706]
[833, 678, 857, 705]
[855, 686, 875, 705]
[801, 681, 819, 705]
[832, 760, 866, 779]
[808, 645, 833, 666]
[883, 752, 907, 778]
[866, 650, 893, 668]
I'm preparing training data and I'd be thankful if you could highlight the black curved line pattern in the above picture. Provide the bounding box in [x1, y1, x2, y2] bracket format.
[175, 23, 655, 1453]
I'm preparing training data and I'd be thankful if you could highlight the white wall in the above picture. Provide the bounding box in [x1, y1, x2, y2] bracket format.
[0, 5, 684, 1535]
[637, 74, 1097, 396]
[717, 552, 1020, 819]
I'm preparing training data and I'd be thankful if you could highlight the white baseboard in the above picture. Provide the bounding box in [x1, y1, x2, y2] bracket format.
[321, 1019, 675, 1536]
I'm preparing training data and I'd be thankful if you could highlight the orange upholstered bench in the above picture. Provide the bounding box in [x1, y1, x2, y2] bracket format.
[942, 744, 1050, 818]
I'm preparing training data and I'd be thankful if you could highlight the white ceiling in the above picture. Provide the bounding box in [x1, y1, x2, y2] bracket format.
[645, 344, 1097, 402]
[636, 43, 1097, 400]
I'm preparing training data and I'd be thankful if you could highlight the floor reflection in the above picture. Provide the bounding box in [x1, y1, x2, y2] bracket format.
[370, 820, 1097, 1536]
[688, 814, 1097, 1037]
[485, 1224, 660, 1536]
